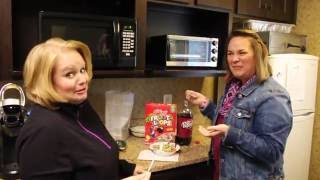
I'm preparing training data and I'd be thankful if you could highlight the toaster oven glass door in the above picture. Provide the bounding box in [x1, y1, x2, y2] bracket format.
[169, 39, 210, 62]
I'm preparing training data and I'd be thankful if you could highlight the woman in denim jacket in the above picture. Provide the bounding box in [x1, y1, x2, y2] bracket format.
[186, 30, 293, 180]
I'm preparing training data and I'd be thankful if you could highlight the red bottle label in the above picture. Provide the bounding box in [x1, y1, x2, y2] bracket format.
[177, 117, 192, 138]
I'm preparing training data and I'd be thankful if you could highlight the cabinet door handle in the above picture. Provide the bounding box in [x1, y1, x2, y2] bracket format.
[284, 0, 287, 13]
[266, 3, 272, 10]
[259, 0, 263, 9]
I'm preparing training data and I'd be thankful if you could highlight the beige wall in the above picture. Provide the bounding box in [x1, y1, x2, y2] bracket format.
[88, 77, 214, 126]
[293, 0, 320, 179]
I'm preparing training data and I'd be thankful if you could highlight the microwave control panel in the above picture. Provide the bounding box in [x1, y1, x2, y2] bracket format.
[120, 24, 136, 57]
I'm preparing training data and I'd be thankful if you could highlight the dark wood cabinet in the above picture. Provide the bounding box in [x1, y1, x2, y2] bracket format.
[0, 0, 298, 80]
[237, 0, 297, 23]
[268, 0, 296, 23]
[196, 0, 234, 11]
[156, 0, 194, 4]
[151, 161, 213, 180]
[153, 0, 235, 11]
[0, 0, 229, 80]
[0, 0, 13, 80]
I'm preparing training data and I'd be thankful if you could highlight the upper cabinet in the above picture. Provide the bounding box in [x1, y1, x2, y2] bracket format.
[152, 0, 234, 11]
[196, 0, 234, 11]
[237, 0, 297, 23]
[0, 0, 298, 80]
[159, 0, 193, 4]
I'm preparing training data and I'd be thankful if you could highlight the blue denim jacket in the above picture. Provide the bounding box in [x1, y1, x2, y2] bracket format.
[202, 77, 293, 180]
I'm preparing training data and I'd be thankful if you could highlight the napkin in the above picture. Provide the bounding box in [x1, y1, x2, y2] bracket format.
[137, 150, 179, 162]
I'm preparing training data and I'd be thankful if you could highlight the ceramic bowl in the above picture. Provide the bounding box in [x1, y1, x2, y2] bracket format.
[130, 126, 145, 138]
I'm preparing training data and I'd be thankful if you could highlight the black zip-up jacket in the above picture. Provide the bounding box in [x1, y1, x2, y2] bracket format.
[16, 101, 135, 180]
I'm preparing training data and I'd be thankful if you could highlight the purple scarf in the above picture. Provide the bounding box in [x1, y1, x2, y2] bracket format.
[219, 76, 256, 116]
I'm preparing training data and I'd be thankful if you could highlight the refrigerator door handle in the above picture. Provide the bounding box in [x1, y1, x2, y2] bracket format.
[293, 111, 314, 117]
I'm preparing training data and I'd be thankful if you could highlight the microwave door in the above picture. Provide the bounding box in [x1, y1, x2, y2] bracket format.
[38, 12, 119, 69]
[78, 23, 117, 69]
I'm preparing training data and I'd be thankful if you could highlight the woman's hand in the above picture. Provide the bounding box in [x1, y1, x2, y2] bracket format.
[122, 172, 151, 180]
[121, 165, 151, 180]
[133, 165, 145, 175]
[198, 124, 230, 137]
[185, 90, 208, 107]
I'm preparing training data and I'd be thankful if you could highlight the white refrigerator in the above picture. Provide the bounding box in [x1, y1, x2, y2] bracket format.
[269, 54, 319, 180]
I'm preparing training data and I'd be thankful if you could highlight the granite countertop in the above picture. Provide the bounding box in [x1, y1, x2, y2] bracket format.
[119, 115, 211, 172]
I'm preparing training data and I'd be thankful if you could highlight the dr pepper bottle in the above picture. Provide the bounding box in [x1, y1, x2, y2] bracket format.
[176, 100, 193, 145]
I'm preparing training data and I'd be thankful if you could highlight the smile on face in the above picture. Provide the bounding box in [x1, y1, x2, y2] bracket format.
[227, 36, 257, 84]
[53, 48, 89, 104]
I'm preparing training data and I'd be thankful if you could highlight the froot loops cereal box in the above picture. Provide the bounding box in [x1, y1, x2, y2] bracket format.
[144, 103, 177, 144]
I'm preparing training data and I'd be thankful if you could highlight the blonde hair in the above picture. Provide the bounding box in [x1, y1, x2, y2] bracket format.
[23, 37, 93, 109]
[225, 29, 272, 83]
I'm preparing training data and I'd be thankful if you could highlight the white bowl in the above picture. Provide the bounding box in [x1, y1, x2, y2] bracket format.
[149, 142, 180, 156]
[130, 126, 144, 133]
[131, 131, 145, 138]
[130, 126, 145, 138]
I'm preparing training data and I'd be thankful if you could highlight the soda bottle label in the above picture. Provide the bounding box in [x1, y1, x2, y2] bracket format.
[177, 117, 192, 138]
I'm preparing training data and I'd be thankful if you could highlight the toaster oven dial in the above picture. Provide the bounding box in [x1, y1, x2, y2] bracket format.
[211, 57, 217, 62]
[212, 41, 218, 46]
[211, 49, 217, 54]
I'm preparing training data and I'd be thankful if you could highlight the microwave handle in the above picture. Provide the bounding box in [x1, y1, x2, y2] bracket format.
[113, 19, 120, 65]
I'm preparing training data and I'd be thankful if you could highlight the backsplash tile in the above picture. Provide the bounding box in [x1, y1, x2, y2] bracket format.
[88, 77, 214, 125]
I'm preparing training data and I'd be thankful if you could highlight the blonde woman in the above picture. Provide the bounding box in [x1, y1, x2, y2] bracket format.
[16, 38, 150, 180]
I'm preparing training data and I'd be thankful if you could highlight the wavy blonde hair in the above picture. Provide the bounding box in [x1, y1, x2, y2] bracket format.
[225, 29, 272, 84]
[23, 38, 93, 109]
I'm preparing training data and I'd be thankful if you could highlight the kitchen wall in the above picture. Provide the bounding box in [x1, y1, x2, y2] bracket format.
[293, 0, 320, 179]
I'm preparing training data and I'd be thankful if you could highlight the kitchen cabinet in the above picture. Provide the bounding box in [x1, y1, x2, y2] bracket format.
[237, 0, 297, 23]
[0, 0, 229, 80]
[153, 0, 234, 11]
[156, 0, 193, 4]
[196, 0, 234, 11]
[0, 0, 299, 80]
[151, 161, 212, 180]
[0, 0, 12, 80]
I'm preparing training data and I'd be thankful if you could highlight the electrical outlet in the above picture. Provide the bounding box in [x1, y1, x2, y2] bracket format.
[163, 94, 173, 104]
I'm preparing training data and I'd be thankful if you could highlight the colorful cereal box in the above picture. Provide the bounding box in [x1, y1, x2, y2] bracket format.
[144, 103, 177, 144]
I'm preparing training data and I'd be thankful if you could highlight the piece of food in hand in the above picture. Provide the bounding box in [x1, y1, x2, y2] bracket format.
[198, 125, 214, 136]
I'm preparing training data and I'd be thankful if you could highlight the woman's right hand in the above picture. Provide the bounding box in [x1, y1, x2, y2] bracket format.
[122, 172, 151, 180]
[185, 90, 208, 106]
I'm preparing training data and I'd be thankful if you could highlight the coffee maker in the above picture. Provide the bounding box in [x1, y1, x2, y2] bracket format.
[0, 83, 26, 178]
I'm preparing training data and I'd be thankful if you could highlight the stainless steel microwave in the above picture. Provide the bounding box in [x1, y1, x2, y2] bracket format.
[147, 35, 219, 69]
[39, 11, 137, 69]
